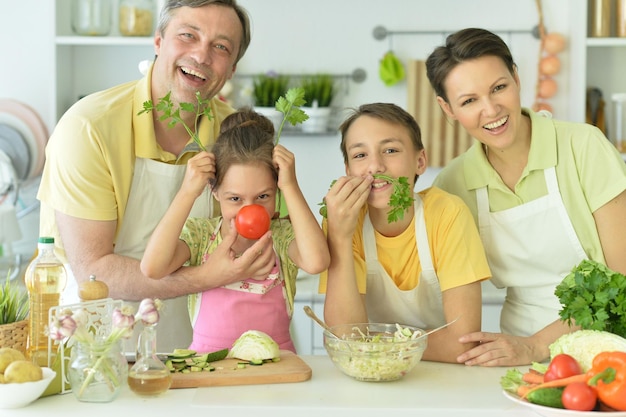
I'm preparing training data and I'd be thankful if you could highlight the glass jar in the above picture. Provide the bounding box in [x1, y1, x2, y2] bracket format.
[590, 0, 612, 37]
[119, 0, 155, 36]
[71, 0, 112, 36]
[127, 323, 172, 397]
[68, 339, 128, 403]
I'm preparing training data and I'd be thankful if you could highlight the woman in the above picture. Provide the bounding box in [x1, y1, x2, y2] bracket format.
[425, 28, 626, 366]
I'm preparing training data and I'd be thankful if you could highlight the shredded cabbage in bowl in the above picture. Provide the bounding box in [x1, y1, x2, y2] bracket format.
[324, 323, 427, 382]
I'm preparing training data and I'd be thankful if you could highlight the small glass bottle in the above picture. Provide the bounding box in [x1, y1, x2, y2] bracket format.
[71, 0, 112, 36]
[119, 0, 155, 36]
[25, 237, 67, 367]
[128, 323, 172, 396]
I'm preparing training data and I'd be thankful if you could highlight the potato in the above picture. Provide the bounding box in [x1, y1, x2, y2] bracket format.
[0, 347, 26, 373]
[3, 360, 43, 383]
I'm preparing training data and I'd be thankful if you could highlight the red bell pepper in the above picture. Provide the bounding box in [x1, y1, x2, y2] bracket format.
[588, 351, 626, 411]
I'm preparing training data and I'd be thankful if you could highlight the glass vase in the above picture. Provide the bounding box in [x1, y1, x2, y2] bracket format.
[128, 323, 172, 396]
[67, 339, 128, 402]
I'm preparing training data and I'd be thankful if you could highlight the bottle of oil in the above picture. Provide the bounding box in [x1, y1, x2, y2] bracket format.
[25, 237, 67, 366]
[128, 323, 172, 396]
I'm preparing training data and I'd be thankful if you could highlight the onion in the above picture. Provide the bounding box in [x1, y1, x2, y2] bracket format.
[538, 78, 558, 98]
[539, 55, 561, 76]
[543, 33, 567, 54]
[533, 101, 553, 113]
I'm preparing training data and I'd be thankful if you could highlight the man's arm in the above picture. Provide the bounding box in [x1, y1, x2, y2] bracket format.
[56, 212, 276, 301]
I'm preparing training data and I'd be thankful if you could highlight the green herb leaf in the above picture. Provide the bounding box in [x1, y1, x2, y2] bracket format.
[274, 87, 309, 144]
[0, 270, 29, 325]
[138, 91, 212, 152]
[555, 259, 626, 338]
[318, 175, 413, 223]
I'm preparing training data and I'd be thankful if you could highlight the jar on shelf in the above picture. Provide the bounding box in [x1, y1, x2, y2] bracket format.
[71, 0, 112, 36]
[119, 0, 155, 37]
[590, 0, 612, 37]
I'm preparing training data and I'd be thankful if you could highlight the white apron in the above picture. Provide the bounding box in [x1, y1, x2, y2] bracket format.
[114, 157, 212, 353]
[364, 194, 445, 329]
[476, 167, 586, 336]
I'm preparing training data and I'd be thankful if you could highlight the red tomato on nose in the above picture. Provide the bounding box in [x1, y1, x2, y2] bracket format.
[235, 204, 271, 240]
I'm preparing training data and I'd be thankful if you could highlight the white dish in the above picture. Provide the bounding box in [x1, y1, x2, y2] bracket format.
[503, 390, 626, 416]
[0, 99, 49, 178]
[0, 367, 56, 409]
[0, 112, 39, 180]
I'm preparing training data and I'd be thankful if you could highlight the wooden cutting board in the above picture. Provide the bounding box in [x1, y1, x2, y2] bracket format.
[169, 350, 312, 388]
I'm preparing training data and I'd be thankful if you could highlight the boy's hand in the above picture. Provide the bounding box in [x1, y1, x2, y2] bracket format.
[325, 175, 373, 237]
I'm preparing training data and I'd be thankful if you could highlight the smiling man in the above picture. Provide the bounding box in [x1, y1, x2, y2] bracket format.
[37, 0, 277, 352]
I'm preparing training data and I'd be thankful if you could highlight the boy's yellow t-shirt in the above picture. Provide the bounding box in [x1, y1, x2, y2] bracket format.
[319, 186, 490, 294]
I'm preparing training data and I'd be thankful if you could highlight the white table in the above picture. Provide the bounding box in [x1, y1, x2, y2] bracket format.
[4, 356, 535, 417]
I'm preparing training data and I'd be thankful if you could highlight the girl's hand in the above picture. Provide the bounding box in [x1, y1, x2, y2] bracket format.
[273, 144, 297, 191]
[325, 175, 373, 238]
[182, 151, 215, 198]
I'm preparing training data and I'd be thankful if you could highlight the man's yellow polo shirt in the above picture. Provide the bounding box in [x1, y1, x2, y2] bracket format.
[37, 66, 234, 262]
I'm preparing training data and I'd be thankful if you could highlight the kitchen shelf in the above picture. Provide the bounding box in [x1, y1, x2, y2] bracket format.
[56, 36, 153, 46]
[586, 37, 626, 46]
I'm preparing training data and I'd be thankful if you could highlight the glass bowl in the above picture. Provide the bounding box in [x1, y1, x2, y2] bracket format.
[323, 323, 427, 382]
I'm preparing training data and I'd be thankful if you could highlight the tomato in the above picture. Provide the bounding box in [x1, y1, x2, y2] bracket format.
[544, 354, 582, 382]
[235, 204, 271, 240]
[562, 382, 598, 411]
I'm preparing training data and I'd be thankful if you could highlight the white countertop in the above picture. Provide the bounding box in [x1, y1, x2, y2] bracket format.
[4, 356, 535, 416]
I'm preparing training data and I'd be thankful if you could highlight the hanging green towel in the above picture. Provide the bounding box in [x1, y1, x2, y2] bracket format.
[379, 51, 405, 86]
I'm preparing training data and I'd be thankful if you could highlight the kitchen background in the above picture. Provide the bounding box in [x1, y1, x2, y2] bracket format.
[0, 0, 623, 354]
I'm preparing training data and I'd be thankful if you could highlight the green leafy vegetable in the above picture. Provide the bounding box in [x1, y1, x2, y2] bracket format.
[549, 329, 626, 372]
[138, 91, 212, 151]
[318, 174, 414, 223]
[226, 330, 280, 363]
[0, 271, 28, 325]
[555, 259, 626, 338]
[274, 87, 308, 144]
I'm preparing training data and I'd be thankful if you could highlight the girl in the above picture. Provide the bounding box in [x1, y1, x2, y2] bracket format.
[141, 108, 329, 353]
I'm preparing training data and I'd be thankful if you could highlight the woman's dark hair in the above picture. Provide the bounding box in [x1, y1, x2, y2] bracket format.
[425, 28, 517, 103]
[211, 108, 276, 189]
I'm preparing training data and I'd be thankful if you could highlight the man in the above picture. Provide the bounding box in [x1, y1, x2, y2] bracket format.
[37, 0, 275, 351]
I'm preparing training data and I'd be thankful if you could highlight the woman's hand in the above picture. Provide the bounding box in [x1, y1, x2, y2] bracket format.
[456, 331, 548, 367]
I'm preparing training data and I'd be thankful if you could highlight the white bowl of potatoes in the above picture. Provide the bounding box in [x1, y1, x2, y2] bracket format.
[0, 347, 56, 409]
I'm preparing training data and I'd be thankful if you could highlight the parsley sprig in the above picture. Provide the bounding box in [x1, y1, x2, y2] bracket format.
[274, 87, 308, 144]
[318, 174, 414, 223]
[138, 91, 212, 151]
[555, 259, 626, 337]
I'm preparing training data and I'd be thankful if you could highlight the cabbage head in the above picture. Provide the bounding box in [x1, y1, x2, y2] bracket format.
[227, 330, 280, 362]
[549, 330, 626, 372]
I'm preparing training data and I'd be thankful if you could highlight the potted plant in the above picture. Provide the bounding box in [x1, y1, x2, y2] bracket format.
[0, 270, 29, 354]
[300, 73, 336, 133]
[252, 72, 291, 131]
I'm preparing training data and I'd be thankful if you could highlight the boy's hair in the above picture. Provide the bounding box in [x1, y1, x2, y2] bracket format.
[157, 0, 251, 64]
[212, 108, 277, 189]
[425, 28, 517, 103]
[338, 102, 424, 165]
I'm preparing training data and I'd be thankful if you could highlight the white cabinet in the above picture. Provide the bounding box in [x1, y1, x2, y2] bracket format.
[52, 0, 155, 122]
[569, 0, 626, 142]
